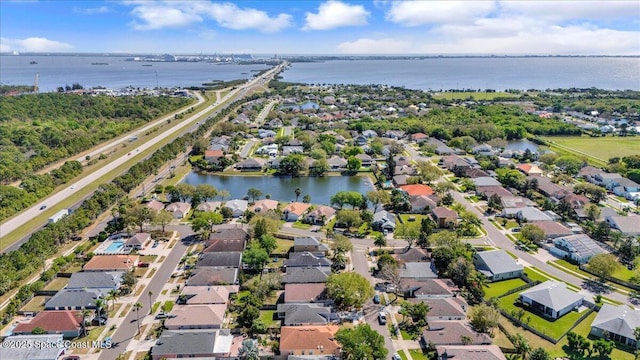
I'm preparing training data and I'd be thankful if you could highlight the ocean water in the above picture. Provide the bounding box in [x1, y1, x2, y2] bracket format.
[1, 55, 638, 92]
[280, 57, 640, 91]
[0, 54, 270, 92]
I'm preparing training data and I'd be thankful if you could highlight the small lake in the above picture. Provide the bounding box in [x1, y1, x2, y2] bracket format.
[181, 174, 374, 205]
[505, 139, 540, 152]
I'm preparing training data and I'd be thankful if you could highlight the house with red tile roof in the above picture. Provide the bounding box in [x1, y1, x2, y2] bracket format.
[204, 149, 224, 164]
[400, 184, 434, 196]
[279, 325, 341, 358]
[282, 202, 310, 222]
[517, 163, 544, 177]
[13, 310, 83, 338]
[410, 132, 429, 142]
[83, 255, 139, 272]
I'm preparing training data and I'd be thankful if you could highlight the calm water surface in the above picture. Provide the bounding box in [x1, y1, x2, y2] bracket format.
[181, 174, 374, 205]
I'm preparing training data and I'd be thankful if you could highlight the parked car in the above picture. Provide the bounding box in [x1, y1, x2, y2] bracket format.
[392, 353, 402, 360]
[378, 312, 387, 325]
[138, 262, 149, 268]
[152, 242, 159, 248]
[373, 294, 380, 304]
[155, 312, 176, 319]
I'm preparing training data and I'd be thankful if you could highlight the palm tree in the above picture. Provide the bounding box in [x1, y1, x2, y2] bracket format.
[133, 302, 143, 335]
[294, 187, 301, 202]
[79, 307, 92, 337]
[148, 290, 153, 314]
[94, 298, 106, 324]
[107, 289, 119, 311]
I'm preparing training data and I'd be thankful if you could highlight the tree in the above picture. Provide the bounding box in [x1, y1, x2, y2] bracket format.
[243, 245, 269, 276]
[217, 190, 230, 202]
[121, 270, 137, 293]
[469, 303, 500, 335]
[258, 234, 277, 255]
[347, 156, 362, 172]
[510, 333, 531, 360]
[521, 224, 545, 245]
[592, 338, 614, 358]
[253, 218, 268, 239]
[133, 302, 143, 334]
[588, 253, 620, 281]
[309, 158, 329, 176]
[31, 326, 46, 334]
[332, 234, 354, 254]
[107, 289, 119, 311]
[487, 193, 503, 213]
[447, 257, 474, 288]
[634, 327, 640, 359]
[279, 154, 307, 177]
[302, 194, 311, 203]
[195, 184, 218, 201]
[238, 305, 260, 329]
[125, 204, 153, 232]
[585, 203, 602, 221]
[555, 155, 583, 175]
[335, 324, 388, 360]
[294, 187, 301, 202]
[326, 272, 373, 310]
[191, 211, 224, 238]
[80, 307, 92, 337]
[415, 160, 442, 184]
[335, 209, 363, 228]
[246, 188, 262, 203]
[366, 190, 390, 213]
[152, 209, 173, 233]
[529, 347, 552, 360]
[374, 233, 387, 249]
[94, 298, 106, 322]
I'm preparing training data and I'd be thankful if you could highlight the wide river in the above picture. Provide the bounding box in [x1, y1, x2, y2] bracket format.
[181, 174, 374, 205]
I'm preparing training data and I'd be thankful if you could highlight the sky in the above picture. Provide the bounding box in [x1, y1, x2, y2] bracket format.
[1, 0, 639, 55]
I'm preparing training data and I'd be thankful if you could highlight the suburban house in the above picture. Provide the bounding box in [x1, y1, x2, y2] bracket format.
[177, 286, 231, 305]
[279, 325, 341, 358]
[605, 215, 640, 236]
[400, 262, 439, 280]
[473, 250, 524, 282]
[225, 199, 248, 218]
[164, 305, 227, 330]
[0, 334, 65, 360]
[285, 252, 332, 269]
[423, 321, 492, 345]
[516, 163, 544, 177]
[196, 201, 222, 212]
[151, 329, 234, 360]
[249, 199, 279, 213]
[277, 303, 337, 326]
[293, 236, 329, 253]
[501, 207, 552, 222]
[519, 281, 584, 319]
[590, 304, 640, 347]
[326, 156, 348, 171]
[124, 232, 149, 251]
[500, 196, 531, 209]
[186, 268, 239, 286]
[165, 202, 191, 219]
[400, 184, 435, 197]
[66, 271, 122, 295]
[196, 252, 242, 268]
[421, 298, 468, 322]
[204, 149, 224, 164]
[394, 248, 430, 263]
[204, 238, 246, 253]
[282, 202, 311, 222]
[549, 234, 607, 264]
[234, 157, 266, 171]
[410, 132, 429, 142]
[534, 221, 573, 240]
[434, 345, 507, 360]
[12, 310, 83, 338]
[304, 205, 336, 225]
[372, 209, 397, 232]
[431, 207, 458, 228]
[83, 255, 139, 272]
[209, 228, 249, 242]
[44, 289, 102, 310]
[355, 153, 374, 167]
[402, 279, 458, 299]
[613, 178, 640, 200]
[410, 195, 438, 213]
[282, 267, 331, 284]
[284, 283, 327, 303]
[145, 199, 165, 212]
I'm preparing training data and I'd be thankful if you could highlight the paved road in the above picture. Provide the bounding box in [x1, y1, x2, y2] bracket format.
[239, 139, 259, 159]
[282, 126, 294, 138]
[255, 100, 277, 126]
[0, 63, 284, 248]
[97, 233, 191, 360]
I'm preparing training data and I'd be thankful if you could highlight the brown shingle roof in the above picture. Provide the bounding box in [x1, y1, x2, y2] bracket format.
[204, 238, 246, 253]
[284, 283, 327, 303]
[423, 321, 492, 345]
[279, 326, 341, 353]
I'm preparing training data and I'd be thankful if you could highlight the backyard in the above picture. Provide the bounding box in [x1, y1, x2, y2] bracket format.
[483, 278, 528, 299]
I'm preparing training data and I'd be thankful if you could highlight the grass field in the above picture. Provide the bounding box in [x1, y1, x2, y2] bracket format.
[542, 136, 640, 164]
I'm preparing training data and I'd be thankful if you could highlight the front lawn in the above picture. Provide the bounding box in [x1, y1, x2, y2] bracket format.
[498, 292, 586, 340]
[483, 278, 528, 299]
[291, 221, 311, 230]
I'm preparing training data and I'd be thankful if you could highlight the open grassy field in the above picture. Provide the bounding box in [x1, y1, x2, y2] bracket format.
[432, 91, 522, 100]
[542, 136, 640, 165]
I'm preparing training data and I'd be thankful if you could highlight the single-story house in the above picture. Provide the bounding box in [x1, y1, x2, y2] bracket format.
[277, 303, 337, 326]
[164, 304, 226, 330]
[400, 184, 435, 197]
[423, 321, 492, 345]
[165, 202, 191, 219]
[125, 232, 149, 251]
[67, 271, 122, 294]
[13, 310, 83, 338]
[326, 156, 348, 171]
[434, 345, 507, 360]
[472, 177, 502, 187]
[284, 283, 327, 303]
[402, 279, 458, 299]
[249, 199, 279, 213]
[500, 196, 531, 209]
[605, 215, 640, 236]
[44, 289, 102, 310]
[519, 280, 584, 319]
[473, 250, 523, 282]
[400, 262, 438, 280]
[285, 252, 332, 269]
[304, 205, 336, 225]
[355, 153, 374, 167]
[187, 268, 239, 286]
[410, 195, 438, 213]
[372, 210, 396, 232]
[550, 234, 607, 264]
[534, 221, 573, 240]
[420, 298, 468, 323]
[282, 267, 331, 284]
[208, 228, 249, 242]
[410, 132, 429, 142]
[590, 303, 640, 347]
[516, 163, 544, 177]
[177, 286, 230, 305]
[394, 247, 430, 263]
[293, 236, 329, 253]
[197, 252, 242, 268]
[431, 207, 458, 228]
[83, 255, 139, 272]
[196, 201, 222, 212]
[203, 238, 246, 253]
[235, 157, 266, 171]
[501, 207, 551, 222]
[145, 199, 165, 212]
[279, 325, 341, 358]
[0, 334, 65, 360]
[282, 202, 311, 222]
[204, 149, 224, 164]
[225, 199, 248, 218]
[151, 329, 234, 360]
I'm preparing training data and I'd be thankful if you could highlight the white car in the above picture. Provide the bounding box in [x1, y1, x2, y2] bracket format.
[70, 185, 76, 189]
[392, 354, 401, 360]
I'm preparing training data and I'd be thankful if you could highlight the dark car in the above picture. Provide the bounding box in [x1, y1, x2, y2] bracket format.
[373, 294, 380, 304]
[39, 205, 47, 210]
[138, 262, 149, 268]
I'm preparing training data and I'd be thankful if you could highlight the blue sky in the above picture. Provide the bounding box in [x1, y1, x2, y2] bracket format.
[1, 1, 639, 55]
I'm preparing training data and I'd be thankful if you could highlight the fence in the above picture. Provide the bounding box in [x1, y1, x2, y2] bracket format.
[579, 264, 640, 291]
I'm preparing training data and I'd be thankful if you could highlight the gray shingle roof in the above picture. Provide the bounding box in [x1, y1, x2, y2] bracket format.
[187, 268, 238, 286]
[592, 303, 640, 340]
[0, 334, 64, 360]
[196, 252, 242, 268]
[519, 281, 584, 311]
[152, 329, 230, 357]
[282, 267, 331, 284]
[474, 250, 523, 278]
[67, 271, 122, 290]
[45, 289, 102, 309]
[277, 304, 336, 326]
[285, 252, 332, 268]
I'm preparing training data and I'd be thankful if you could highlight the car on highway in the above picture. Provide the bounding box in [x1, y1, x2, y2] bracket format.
[70, 185, 76, 189]
[39, 205, 47, 210]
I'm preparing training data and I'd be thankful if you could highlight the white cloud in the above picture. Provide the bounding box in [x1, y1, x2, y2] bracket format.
[130, 5, 203, 30]
[500, 1, 640, 22]
[74, 6, 110, 15]
[127, 1, 292, 32]
[200, 2, 292, 32]
[304, 1, 370, 30]
[337, 38, 412, 54]
[386, 1, 495, 26]
[0, 37, 73, 52]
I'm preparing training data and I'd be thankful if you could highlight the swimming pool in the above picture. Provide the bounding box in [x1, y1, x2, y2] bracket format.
[103, 240, 125, 253]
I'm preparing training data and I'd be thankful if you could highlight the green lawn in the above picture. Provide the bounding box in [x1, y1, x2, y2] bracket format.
[498, 292, 586, 340]
[291, 221, 312, 230]
[395, 214, 429, 239]
[407, 349, 430, 360]
[162, 301, 174, 312]
[483, 278, 528, 299]
[20, 296, 47, 312]
[259, 310, 280, 328]
[273, 238, 293, 255]
[43, 277, 69, 291]
[525, 266, 581, 291]
[542, 136, 640, 166]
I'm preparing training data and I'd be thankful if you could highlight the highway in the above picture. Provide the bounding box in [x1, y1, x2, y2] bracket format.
[0, 63, 284, 248]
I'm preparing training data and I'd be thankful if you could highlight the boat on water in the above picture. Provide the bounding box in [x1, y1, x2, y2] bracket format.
[29, 61, 38, 64]
[91, 62, 109, 65]
[142, 64, 153, 67]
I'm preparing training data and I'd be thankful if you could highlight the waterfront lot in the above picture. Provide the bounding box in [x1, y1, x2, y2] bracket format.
[542, 136, 640, 161]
